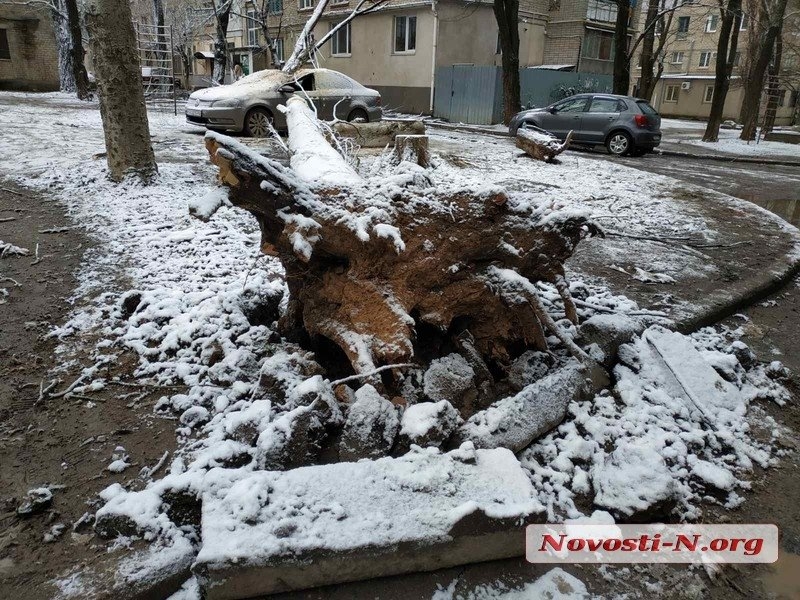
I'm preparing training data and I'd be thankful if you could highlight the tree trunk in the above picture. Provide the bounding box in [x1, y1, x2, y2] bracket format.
[65, 0, 90, 100]
[212, 0, 232, 85]
[493, 0, 521, 124]
[203, 97, 602, 389]
[85, 0, 157, 182]
[613, 0, 630, 95]
[638, 0, 659, 101]
[739, 0, 789, 140]
[761, 29, 782, 134]
[703, 0, 742, 142]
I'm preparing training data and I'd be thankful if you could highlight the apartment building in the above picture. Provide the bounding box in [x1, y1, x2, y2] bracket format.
[543, 0, 642, 75]
[0, 3, 60, 92]
[631, 1, 797, 124]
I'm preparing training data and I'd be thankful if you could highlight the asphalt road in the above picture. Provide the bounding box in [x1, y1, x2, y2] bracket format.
[611, 152, 800, 227]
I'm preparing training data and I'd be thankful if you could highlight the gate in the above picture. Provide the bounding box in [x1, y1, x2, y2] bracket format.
[134, 23, 178, 115]
[433, 65, 502, 125]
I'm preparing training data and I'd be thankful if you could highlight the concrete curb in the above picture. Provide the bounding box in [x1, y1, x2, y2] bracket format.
[654, 147, 800, 167]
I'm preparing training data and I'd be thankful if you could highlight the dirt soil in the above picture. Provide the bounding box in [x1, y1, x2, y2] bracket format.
[0, 181, 180, 599]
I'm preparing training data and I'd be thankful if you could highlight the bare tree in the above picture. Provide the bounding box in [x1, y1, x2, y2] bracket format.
[492, 0, 521, 124]
[635, 0, 677, 100]
[211, 0, 232, 84]
[613, 0, 633, 94]
[234, 0, 285, 69]
[703, 0, 743, 141]
[760, 21, 783, 133]
[85, 0, 157, 182]
[282, 0, 388, 74]
[739, 0, 790, 139]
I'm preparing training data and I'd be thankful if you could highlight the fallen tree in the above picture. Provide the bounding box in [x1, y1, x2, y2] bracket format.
[204, 97, 602, 408]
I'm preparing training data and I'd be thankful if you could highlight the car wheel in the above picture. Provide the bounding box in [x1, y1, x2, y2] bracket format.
[244, 108, 273, 138]
[606, 131, 632, 156]
[347, 108, 369, 123]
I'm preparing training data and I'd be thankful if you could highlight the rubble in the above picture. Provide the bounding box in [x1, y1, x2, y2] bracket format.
[395, 400, 461, 452]
[339, 384, 400, 461]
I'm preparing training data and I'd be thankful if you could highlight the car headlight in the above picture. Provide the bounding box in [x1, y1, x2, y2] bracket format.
[211, 99, 242, 108]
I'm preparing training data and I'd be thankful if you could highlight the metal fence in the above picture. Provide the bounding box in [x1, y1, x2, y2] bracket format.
[134, 23, 177, 115]
[434, 66, 613, 125]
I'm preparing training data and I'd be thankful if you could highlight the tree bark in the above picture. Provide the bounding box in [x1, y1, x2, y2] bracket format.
[203, 97, 602, 384]
[703, 0, 742, 142]
[85, 0, 157, 182]
[613, 0, 630, 95]
[739, 0, 789, 140]
[212, 0, 232, 85]
[761, 27, 783, 134]
[638, 1, 659, 100]
[493, 0, 521, 124]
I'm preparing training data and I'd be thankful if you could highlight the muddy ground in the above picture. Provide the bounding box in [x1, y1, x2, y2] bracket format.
[0, 181, 180, 599]
[0, 170, 799, 600]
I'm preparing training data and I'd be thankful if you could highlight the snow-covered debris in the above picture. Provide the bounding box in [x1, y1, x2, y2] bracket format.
[457, 361, 592, 452]
[0, 239, 30, 257]
[339, 384, 399, 461]
[423, 354, 477, 413]
[506, 350, 554, 391]
[188, 187, 230, 222]
[194, 445, 544, 597]
[592, 442, 677, 520]
[16, 487, 54, 516]
[396, 400, 462, 451]
[690, 459, 737, 492]
[579, 313, 643, 367]
[520, 324, 785, 522]
[44, 523, 66, 543]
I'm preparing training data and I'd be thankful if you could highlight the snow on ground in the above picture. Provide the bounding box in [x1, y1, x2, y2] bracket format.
[661, 118, 800, 158]
[0, 92, 792, 593]
[432, 567, 588, 599]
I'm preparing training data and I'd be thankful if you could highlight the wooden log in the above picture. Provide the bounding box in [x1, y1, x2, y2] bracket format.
[331, 119, 425, 148]
[516, 128, 573, 162]
[204, 96, 602, 394]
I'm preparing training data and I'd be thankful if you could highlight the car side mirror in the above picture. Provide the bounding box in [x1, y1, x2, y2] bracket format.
[548, 106, 557, 114]
[278, 84, 295, 94]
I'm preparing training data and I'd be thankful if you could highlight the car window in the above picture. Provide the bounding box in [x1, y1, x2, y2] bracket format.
[316, 71, 361, 91]
[284, 73, 315, 92]
[637, 101, 659, 115]
[588, 98, 623, 113]
[553, 97, 588, 113]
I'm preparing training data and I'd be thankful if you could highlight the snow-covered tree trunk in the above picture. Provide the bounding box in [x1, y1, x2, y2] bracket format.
[85, 0, 157, 182]
[52, 0, 89, 99]
[212, 0, 231, 85]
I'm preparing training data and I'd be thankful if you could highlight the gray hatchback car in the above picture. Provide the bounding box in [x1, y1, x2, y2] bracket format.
[508, 93, 662, 156]
[186, 67, 382, 137]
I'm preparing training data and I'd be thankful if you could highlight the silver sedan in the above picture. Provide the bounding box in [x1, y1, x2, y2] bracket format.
[185, 68, 382, 137]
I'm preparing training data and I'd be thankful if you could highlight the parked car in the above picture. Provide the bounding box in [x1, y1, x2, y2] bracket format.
[185, 68, 382, 137]
[508, 93, 662, 156]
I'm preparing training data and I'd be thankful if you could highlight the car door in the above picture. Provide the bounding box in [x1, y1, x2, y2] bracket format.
[539, 96, 589, 140]
[315, 71, 356, 120]
[582, 96, 626, 143]
[290, 73, 326, 116]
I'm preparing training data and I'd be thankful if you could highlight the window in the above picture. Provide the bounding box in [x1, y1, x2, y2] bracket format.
[588, 97, 624, 113]
[586, 0, 617, 23]
[331, 22, 351, 56]
[553, 97, 589, 113]
[394, 15, 416, 53]
[0, 29, 9, 60]
[703, 85, 714, 103]
[273, 38, 284, 62]
[705, 15, 719, 32]
[671, 51, 684, 64]
[677, 16, 690, 33]
[583, 29, 614, 61]
[664, 84, 679, 102]
[268, 0, 283, 13]
[246, 10, 258, 46]
[739, 13, 748, 30]
[699, 51, 713, 67]
[299, 0, 313, 9]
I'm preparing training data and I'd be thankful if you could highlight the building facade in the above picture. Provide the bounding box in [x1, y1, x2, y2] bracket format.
[630, 1, 797, 125]
[0, 4, 60, 92]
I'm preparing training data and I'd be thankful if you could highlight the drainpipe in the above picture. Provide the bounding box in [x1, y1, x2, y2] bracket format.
[429, 0, 439, 114]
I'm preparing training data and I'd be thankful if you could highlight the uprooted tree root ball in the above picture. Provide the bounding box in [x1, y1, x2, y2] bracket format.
[202, 97, 605, 435]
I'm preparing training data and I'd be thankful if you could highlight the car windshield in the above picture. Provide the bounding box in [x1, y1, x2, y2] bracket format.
[637, 101, 659, 115]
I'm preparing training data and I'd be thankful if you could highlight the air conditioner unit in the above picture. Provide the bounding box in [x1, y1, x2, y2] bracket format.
[681, 81, 692, 90]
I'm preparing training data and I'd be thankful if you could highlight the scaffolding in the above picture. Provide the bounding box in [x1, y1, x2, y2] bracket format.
[134, 23, 177, 115]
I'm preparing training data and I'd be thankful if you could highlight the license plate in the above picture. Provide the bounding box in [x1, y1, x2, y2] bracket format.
[186, 108, 201, 117]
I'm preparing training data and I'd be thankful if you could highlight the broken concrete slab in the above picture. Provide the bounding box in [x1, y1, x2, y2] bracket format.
[580, 313, 644, 367]
[395, 400, 461, 453]
[332, 119, 426, 148]
[193, 445, 543, 599]
[338, 384, 399, 461]
[455, 360, 598, 453]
